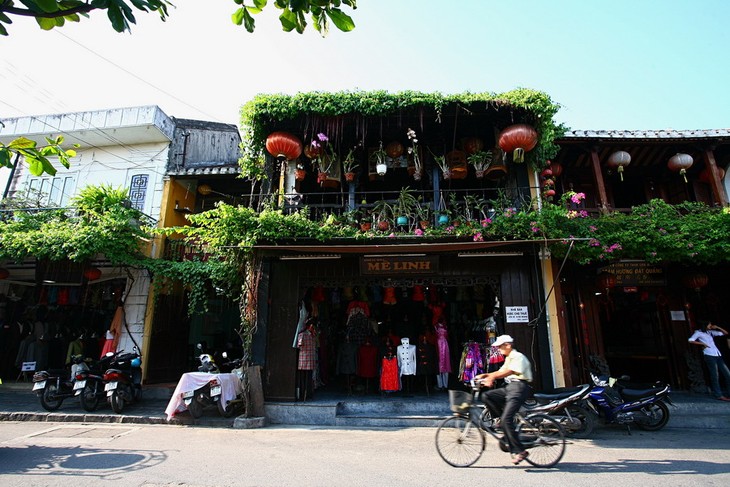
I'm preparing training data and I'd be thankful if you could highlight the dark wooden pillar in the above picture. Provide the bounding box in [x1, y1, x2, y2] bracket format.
[702, 149, 729, 207]
[589, 148, 610, 213]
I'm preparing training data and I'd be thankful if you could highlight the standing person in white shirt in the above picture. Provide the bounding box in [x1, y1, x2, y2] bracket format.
[689, 320, 730, 401]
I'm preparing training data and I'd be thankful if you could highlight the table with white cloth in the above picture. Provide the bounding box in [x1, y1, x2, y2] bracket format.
[165, 372, 243, 420]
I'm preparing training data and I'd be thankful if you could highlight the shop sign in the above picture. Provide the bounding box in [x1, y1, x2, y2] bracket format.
[360, 255, 438, 275]
[601, 261, 666, 287]
[21, 361, 36, 372]
[505, 306, 529, 323]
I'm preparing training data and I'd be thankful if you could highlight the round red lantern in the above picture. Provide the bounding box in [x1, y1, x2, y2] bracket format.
[0, 268, 9, 280]
[540, 168, 553, 179]
[385, 141, 404, 159]
[607, 151, 631, 181]
[543, 189, 556, 199]
[498, 124, 538, 163]
[596, 271, 617, 291]
[265, 132, 303, 161]
[549, 161, 563, 178]
[667, 153, 694, 183]
[682, 271, 708, 291]
[462, 137, 484, 155]
[699, 165, 726, 184]
[84, 267, 102, 281]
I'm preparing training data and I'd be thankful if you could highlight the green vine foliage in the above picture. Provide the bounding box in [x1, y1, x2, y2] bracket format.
[238, 88, 566, 178]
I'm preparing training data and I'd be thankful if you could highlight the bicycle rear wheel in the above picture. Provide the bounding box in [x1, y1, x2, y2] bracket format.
[434, 415, 485, 467]
[517, 413, 566, 468]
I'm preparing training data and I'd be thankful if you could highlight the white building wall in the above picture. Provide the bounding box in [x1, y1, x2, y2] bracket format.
[117, 268, 151, 357]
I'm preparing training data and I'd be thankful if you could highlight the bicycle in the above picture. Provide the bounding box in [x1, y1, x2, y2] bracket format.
[434, 380, 566, 468]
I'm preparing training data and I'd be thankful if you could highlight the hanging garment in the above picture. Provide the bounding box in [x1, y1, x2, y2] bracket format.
[435, 323, 452, 373]
[100, 306, 124, 359]
[311, 286, 326, 303]
[383, 287, 397, 305]
[342, 286, 354, 301]
[412, 285, 425, 302]
[346, 300, 370, 318]
[416, 340, 437, 375]
[297, 330, 316, 371]
[357, 342, 379, 378]
[369, 284, 383, 303]
[460, 342, 484, 383]
[345, 309, 371, 345]
[336, 341, 359, 375]
[429, 302, 446, 326]
[292, 300, 309, 348]
[380, 355, 400, 392]
[397, 338, 417, 376]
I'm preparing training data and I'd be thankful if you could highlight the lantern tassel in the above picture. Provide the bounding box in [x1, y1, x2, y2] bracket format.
[618, 165, 624, 182]
[680, 168, 687, 183]
[513, 148, 525, 163]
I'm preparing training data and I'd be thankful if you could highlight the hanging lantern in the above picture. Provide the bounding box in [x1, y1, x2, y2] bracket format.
[462, 137, 484, 155]
[265, 132, 303, 161]
[385, 141, 404, 159]
[540, 168, 553, 179]
[84, 267, 102, 281]
[446, 150, 468, 179]
[498, 124, 538, 163]
[682, 271, 708, 291]
[549, 161, 563, 178]
[0, 268, 9, 280]
[596, 271, 617, 292]
[699, 165, 726, 184]
[607, 151, 631, 181]
[667, 153, 694, 183]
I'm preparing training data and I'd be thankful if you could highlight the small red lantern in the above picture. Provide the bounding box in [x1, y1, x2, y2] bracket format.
[385, 141, 404, 159]
[462, 137, 484, 155]
[549, 161, 563, 177]
[682, 271, 708, 291]
[498, 124, 538, 163]
[265, 132, 303, 161]
[607, 151, 631, 181]
[698, 165, 726, 184]
[596, 271, 617, 292]
[0, 268, 9, 280]
[84, 267, 102, 281]
[540, 168, 553, 178]
[667, 153, 694, 183]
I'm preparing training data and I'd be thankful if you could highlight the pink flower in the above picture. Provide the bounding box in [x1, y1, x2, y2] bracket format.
[414, 229, 424, 236]
[388, 233, 395, 238]
[589, 225, 597, 232]
[481, 218, 492, 227]
[473, 232, 483, 242]
[570, 192, 586, 204]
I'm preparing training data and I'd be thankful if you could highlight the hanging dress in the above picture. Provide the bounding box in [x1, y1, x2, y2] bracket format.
[435, 322, 451, 373]
[380, 355, 400, 392]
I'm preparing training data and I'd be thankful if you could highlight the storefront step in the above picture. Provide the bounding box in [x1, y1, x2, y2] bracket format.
[265, 402, 340, 426]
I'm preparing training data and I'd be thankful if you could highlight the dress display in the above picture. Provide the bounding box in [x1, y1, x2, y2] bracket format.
[380, 354, 400, 392]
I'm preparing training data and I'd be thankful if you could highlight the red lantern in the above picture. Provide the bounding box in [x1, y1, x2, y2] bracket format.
[699, 165, 726, 184]
[540, 168, 553, 178]
[667, 153, 694, 183]
[543, 189, 556, 198]
[385, 141, 404, 159]
[498, 124, 538, 163]
[596, 271, 617, 291]
[543, 178, 555, 187]
[607, 151, 631, 181]
[265, 132, 303, 161]
[84, 267, 102, 281]
[549, 161, 563, 177]
[462, 137, 484, 155]
[0, 268, 9, 280]
[682, 271, 708, 291]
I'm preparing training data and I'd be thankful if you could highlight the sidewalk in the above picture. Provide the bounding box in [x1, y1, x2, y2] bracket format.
[1, 380, 729, 429]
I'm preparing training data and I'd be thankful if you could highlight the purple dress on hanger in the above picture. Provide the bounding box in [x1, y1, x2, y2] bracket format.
[435, 323, 451, 373]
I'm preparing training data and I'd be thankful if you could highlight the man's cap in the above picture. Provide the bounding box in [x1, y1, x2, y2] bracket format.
[492, 335, 514, 347]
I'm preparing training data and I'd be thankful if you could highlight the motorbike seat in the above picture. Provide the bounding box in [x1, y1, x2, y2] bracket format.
[620, 387, 665, 400]
[533, 385, 585, 402]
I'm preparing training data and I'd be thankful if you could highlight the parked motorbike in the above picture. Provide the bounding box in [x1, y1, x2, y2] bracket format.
[216, 352, 248, 418]
[583, 371, 672, 433]
[32, 355, 89, 411]
[182, 345, 223, 419]
[73, 352, 119, 412]
[103, 348, 143, 414]
[523, 383, 596, 438]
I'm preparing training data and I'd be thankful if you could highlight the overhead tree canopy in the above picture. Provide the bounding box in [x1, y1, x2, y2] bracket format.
[0, 0, 356, 36]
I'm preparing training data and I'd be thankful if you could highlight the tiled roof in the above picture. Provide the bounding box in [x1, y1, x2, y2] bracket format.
[563, 129, 730, 140]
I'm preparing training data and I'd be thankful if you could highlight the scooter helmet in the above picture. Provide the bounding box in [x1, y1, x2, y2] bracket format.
[131, 357, 142, 368]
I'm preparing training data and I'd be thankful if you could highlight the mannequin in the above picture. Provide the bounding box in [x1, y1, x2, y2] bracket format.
[435, 319, 451, 390]
[296, 321, 316, 401]
[397, 337, 417, 393]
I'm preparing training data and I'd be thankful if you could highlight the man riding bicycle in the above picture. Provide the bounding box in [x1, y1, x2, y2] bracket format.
[475, 334, 533, 465]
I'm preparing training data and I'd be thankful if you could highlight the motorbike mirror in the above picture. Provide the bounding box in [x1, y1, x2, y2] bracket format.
[222, 352, 228, 359]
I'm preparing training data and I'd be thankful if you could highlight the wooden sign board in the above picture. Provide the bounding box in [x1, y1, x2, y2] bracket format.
[360, 255, 438, 275]
[601, 261, 666, 287]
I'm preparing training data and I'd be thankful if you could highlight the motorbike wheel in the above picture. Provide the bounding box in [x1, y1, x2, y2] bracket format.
[40, 383, 63, 412]
[110, 391, 125, 414]
[80, 383, 101, 412]
[565, 405, 596, 438]
[188, 398, 204, 419]
[636, 400, 670, 431]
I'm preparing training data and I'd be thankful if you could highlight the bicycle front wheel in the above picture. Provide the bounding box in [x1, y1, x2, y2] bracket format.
[435, 415, 485, 467]
[517, 413, 566, 468]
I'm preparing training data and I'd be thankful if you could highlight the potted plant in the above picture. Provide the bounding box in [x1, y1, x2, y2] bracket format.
[416, 201, 432, 230]
[342, 148, 359, 183]
[394, 187, 419, 228]
[467, 149, 493, 179]
[372, 199, 393, 231]
[406, 128, 424, 181]
[372, 141, 388, 176]
[432, 152, 451, 180]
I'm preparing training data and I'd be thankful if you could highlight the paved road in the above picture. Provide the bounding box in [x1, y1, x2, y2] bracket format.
[1, 421, 729, 487]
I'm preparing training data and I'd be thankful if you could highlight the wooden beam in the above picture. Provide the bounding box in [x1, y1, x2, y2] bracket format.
[702, 149, 729, 207]
[590, 148, 610, 213]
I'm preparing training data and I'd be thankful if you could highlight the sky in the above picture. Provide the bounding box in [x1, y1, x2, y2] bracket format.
[1, 0, 729, 132]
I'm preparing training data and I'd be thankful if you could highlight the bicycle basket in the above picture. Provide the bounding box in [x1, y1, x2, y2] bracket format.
[448, 390, 473, 413]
